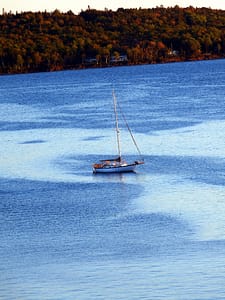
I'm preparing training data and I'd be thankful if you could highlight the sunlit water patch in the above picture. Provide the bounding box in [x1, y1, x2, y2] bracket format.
[1, 120, 225, 181]
[133, 175, 225, 242]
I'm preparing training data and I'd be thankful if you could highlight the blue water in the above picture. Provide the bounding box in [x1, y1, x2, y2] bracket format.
[1, 60, 225, 299]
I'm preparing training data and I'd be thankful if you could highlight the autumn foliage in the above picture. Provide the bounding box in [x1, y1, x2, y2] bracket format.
[0, 6, 225, 74]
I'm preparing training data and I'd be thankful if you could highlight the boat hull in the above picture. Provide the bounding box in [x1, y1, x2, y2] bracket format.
[93, 163, 136, 173]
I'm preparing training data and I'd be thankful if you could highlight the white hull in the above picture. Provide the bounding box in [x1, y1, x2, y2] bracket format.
[93, 163, 136, 173]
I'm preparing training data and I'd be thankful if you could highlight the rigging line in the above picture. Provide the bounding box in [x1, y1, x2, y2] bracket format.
[117, 100, 144, 160]
[112, 90, 121, 158]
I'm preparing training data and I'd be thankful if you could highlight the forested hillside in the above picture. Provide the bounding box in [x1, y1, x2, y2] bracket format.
[0, 6, 225, 74]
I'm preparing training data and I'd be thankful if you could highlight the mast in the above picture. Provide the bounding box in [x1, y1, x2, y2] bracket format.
[117, 101, 144, 162]
[112, 90, 121, 159]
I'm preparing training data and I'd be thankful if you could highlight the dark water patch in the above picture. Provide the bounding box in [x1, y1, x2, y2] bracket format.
[40, 110, 202, 132]
[0, 118, 112, 131]
[19, 139, 46, 144]
[0, 121, 68, 131]
[103, 212, 194, 259]
[148, 155, 225, 186]
[133, 119, 201, 132]
[82, 135, 105, 141]
[0, 177, 193, 265]
[0, 177, 142, 263]
[41, 113, 113, 129]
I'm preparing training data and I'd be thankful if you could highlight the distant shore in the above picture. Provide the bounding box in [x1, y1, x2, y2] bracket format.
[1, 7, 225, 75]
[1, 55, 224, 76]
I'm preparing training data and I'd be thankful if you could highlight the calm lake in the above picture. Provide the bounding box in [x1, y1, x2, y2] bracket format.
[1, 60, 225, 299]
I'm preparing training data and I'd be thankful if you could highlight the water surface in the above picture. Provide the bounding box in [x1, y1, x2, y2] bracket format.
[1, 60, 225, 299]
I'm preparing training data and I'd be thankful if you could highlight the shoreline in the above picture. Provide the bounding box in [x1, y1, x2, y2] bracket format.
[1, 55, 224, 76]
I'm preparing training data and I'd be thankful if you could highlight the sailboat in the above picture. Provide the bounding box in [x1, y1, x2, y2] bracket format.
[92, 91, 144, 173]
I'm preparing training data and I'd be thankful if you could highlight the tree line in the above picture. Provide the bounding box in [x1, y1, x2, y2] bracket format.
[0, 6, 225, 74]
